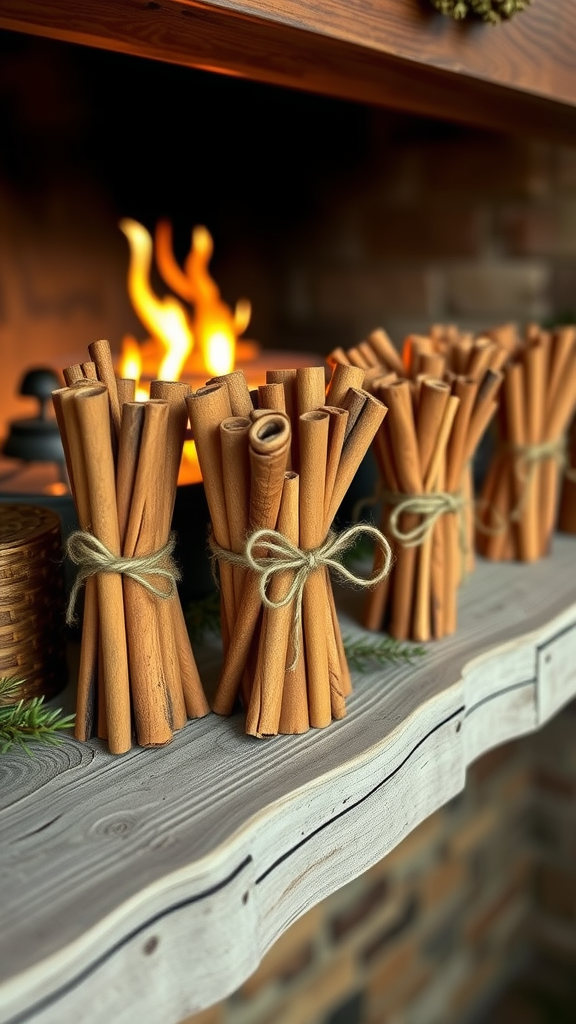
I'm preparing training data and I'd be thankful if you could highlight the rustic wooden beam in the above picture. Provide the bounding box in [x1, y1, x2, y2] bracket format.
[1, 538, 576, 1023]
[1, 0, 576, 140]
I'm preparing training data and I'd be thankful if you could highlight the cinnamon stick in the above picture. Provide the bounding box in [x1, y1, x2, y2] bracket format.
[325, 390, 387, 530]
[299, 410, 331, 728]
[247, 471, 305, 736]
[150, 379, 208, 721]
[81, 361, 97, 380]
[52, 387, 100, 740]
[266, 368, 298, 465]
[208, 370, 253, 418]
[116, 378, 136, 407]
[186, 383, 235, 653]
[347, 346, 371, 370]
[523, 344, 546, 561]
[258, 383, 286, 413]
[120, 400, 174, 746]
[73, 385, 131, 753]
[325, 363, 365, 408]
[296, 366, 326, 417]
[220, 416, 252, 615]
[327, 347, 352, 367]
[444, 377, 478, 629]
[413, 395, 460, 641]
[322, 406, 350, 527]
[88, 339, 122, 440]
[212, 412, 291, 714]
[64, 364, 85, 385]
[366, 328, 405, 376]
[379, 380, 422, 640]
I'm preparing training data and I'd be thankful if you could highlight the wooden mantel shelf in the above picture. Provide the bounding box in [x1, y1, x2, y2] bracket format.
[1, 1, 576, 139]
[2, 537, 576, 1024]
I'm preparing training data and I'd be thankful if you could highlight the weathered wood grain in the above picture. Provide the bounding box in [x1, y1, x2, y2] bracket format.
[1, 536, 576, 1023]
[1, 0, 576, 140]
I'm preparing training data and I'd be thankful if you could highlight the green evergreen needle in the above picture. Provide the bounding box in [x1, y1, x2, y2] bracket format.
[343, 634, 426, 672]
[0, 677, 75, 755]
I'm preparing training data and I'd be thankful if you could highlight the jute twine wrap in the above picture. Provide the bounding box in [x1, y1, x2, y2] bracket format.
[479, 436, 572, 535]
[509, 437, 568, 481]
[384, 491, 466, 548]
[210, 524, 393, 669]
[358, 435, 571, 549]
[66, 531, 180, 625]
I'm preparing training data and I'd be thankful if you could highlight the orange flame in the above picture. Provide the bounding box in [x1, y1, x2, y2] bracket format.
[119, 334, 142, 381]
[118, 335, 149, 400]
[119, 219, 193, 382]
[118, 219, 251, 482]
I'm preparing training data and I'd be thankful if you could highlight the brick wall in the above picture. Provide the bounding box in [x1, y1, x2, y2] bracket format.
[182, 705, 576, 1024]
[272, 131, 576, 354]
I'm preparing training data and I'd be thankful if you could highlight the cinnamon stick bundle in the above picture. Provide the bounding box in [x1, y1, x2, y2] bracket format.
[364, 363, 501, 641]
[477, 324, 576, 561]
[328, 323, 509, 389]
[330, 324, 507, 574]
[54, 339, 208, 753]
[190, 366, 388, 737]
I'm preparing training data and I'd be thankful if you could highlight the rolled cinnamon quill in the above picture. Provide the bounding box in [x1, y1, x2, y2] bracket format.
[186, 384, 235, 653]
[379, 380, 422, 641]
[208, 370, 253, 418]
[52, 387, 100, 740]
[212, 412, 291, 715]
[325, 364, 365, 408]
[444, 377, 478, 632]
[247, 471, 305, 737]
[413, 395, 460, 642]
[120, 401, 174, 747]
[73, 385, 132, 754]
[299, 410, 332, 729]
[88, 339, 122, 441]
[412, 381, 451, 642]
[150, 380, 208, 721]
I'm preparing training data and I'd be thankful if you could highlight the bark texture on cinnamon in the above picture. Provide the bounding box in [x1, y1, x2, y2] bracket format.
[477, 324, 576, 562]
[55, 340, 207, 754]
[195, 365, 389, 737]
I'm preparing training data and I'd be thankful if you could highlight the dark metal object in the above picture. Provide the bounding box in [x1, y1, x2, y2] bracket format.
[3, 367, 64, 463]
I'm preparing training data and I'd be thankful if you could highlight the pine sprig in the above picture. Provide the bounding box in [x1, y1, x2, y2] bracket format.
[184, 591, 222, 644]
[343, 634, 426, 672]
[0, 677, 75, 754]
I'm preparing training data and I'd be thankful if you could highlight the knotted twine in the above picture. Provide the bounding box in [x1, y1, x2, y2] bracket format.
[384, 491, 466, 549]
[510, 436, 568, 483]
[209, 523, 393, 669]
[65, 530, 180, 625]
[478, 435, 571, 537]
[356, 435, 571, 552]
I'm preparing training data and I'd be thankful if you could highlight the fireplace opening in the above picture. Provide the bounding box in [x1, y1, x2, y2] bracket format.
[4, 26, 573, 459]
[0, 27, 372, 434]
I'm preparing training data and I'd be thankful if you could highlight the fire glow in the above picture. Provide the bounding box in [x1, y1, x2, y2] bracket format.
[118, 219, 252, 483]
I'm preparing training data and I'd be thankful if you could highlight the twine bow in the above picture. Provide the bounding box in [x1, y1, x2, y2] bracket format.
[210, 524, 393, 669]
[66, 530, 180, 625]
